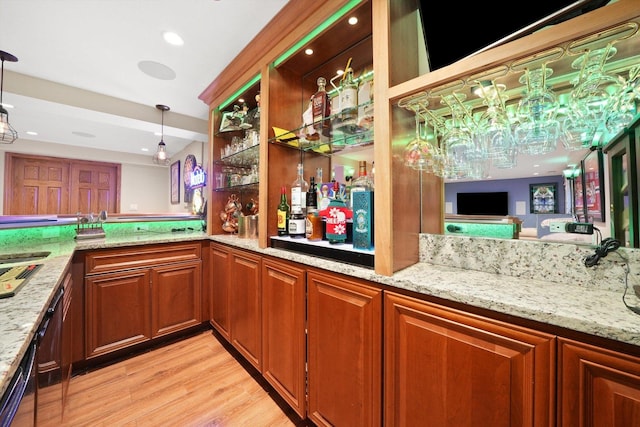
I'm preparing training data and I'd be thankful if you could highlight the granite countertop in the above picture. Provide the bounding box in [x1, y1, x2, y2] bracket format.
[0, 230, 208, 397]
[211, 234, 640, 350]
[3, 232, 640, 398]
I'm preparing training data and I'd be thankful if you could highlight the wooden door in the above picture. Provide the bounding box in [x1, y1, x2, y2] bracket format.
[262, 257, 306, 417]
[558, 337, 640, 426]
[4, 152, 120, 215]
[230, 248, 262, 370]
[384, 291, 555, 427]
[69, 161, 120, 214]
[151, 260, 202, 338]
[5, 153, 70, 214]
[210, 243, 231, 341]
[307, 269, 382, 427]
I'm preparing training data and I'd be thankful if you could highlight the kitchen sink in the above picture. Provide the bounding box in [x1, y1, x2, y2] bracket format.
[0, 251, 51, 264]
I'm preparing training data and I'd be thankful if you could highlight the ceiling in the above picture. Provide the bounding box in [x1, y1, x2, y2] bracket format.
[0, 0, 636, 182]
[0, 0, 289, 162]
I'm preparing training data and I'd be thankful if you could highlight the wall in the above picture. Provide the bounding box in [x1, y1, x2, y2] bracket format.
[0, 138, 209, 215]
[444, 175, 567, 229]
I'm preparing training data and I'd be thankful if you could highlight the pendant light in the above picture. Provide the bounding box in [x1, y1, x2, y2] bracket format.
[0, 50, 18, 144]
[153, 104, 170, 165]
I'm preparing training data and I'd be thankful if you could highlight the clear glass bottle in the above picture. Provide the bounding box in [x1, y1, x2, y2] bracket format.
[276, 186, 289, 236]
[311, 77, 331, 137]
[339, 67, 358, 127]
[291, 163, 309, 214]
[351, 161, 374, 191]
[350, 161, 373, 209]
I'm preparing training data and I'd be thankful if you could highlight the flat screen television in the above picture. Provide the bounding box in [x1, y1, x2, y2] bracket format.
[457, 192, 509, 216]
[418, 0, 611, 72]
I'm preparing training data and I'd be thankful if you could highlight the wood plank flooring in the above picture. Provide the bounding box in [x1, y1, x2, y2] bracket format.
[50, 330, 308, 427]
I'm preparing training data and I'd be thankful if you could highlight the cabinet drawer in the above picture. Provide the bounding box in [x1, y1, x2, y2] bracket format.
[85, 242, 201, 275]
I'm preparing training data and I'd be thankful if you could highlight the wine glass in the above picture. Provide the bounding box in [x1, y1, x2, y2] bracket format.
[400, 93, 441, 174]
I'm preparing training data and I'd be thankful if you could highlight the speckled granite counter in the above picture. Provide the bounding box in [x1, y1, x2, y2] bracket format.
[0, 230, 208, 397]
[211, 233, 640, 350]
[3, 231, 640, 398]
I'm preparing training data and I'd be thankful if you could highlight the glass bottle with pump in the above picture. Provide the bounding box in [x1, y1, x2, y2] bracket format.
[311, 77, 331, 137]
[277, 186, 290, 236]
[339, 66, 358, 128]
[291, 163, 309, 214]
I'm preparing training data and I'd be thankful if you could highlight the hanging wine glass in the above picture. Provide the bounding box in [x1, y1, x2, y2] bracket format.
[474, 81, 517, 169]
[604, 65, 639, 136]
[399, 93, 442, 174]
[440, 93, 485, 180]
[514, 64, 560, 156]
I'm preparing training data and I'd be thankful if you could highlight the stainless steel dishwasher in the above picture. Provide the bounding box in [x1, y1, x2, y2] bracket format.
[36, 286, 64, 426]
[0, 338, 36, 426]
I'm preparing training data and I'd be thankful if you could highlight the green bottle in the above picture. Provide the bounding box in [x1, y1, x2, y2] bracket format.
[276, 186, 290, 236]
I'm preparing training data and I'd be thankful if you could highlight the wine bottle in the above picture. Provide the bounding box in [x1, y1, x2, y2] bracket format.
[276, 186, 290, 236]
[291, 163, 309, 215]
[351, 161, 374, 250]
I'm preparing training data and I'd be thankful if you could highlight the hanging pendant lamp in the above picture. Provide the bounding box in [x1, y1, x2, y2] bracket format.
[153, 104, 170, 165]
[0, 50, 18, 144]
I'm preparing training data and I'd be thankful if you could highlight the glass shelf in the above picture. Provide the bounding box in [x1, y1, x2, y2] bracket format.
[269, 100, 374, 155]
[216, 143, 259, 168]
[213, 182, 259, 193]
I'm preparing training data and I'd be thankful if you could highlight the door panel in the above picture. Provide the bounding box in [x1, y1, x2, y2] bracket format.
[4, 152, 120, 215]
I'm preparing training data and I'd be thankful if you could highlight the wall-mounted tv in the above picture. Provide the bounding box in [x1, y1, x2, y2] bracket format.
[457, 192, 509, 216]
[418, 0, 611, 72]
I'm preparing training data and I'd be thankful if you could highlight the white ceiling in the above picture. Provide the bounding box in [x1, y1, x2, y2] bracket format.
[0, 0, 289, 160]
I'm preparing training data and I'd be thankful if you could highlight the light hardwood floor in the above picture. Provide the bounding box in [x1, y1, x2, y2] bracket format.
[50, 330, 307, 427]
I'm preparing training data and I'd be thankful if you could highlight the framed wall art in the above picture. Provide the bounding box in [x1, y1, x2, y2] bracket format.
[530, 183, 558, 214]
[170, 160, 180, 205]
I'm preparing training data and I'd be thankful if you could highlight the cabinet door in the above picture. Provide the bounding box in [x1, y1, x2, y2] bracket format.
[151, 260, 202, 338]
[558, 337, 640, 426]
[384, 291, 555, 427]
[262, 257, 306, 418]
[210, 243, 231, 340]
[85, 269, 151, 358]
[307, 269, 382, 427]
[230, 249, 262, 370]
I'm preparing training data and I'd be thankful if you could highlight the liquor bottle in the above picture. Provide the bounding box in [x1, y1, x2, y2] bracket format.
[339, 66, 358, 127]
[306, 177, 323, 241]
[351, 161, 374, 193]
[351, 161, 374, 250]
[276, 186, 289, 236]
[288, 206, 306, 238]
[291, 163, 309, 214]
[311, 77, 331, 137]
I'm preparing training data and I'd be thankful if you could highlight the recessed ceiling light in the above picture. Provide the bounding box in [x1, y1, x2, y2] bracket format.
[348, 16, 358, 25]
[141, 148, 149, 152]
[138, 60, 176, 80]
[163, 31, 184, 46]
[26, 131, 37, 136]
[305, 48, 313, 55]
